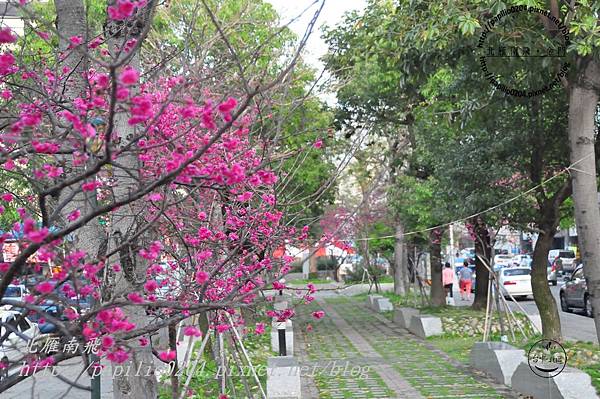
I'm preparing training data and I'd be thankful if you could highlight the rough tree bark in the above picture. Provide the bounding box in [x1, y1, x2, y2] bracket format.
[309, 242, 318, 274]
[472, 217, 491, 310]
[526, 95, 569, 341]
[104, 2, 160, 398]
[567, 58, 600, 342]
[429, 229, 445, 306]
[54, 0, 106, 257]
[531, 228, 562, 340]
[393, 222, 406, 295]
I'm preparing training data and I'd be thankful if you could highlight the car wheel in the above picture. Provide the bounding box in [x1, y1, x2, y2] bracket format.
[584, 295, 593, 318]
[560, 293, 571, 312]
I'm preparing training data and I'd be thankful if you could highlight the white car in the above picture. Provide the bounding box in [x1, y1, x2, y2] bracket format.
[493, 254, 514, 270]
[0, 309, 40, 361]
[499, 267, 532, 299]
[1, 284, 28, 308]
[547, 249, 577, 274]
[513, 254, 532, 267]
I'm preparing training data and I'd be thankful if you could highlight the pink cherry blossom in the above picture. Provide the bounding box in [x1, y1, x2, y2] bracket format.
[0, 28, 16, 44]
[312, 311, 325, 320]
[144, 280, 158, 292]
[217, 97, 237, 114]
[81, 181, 102, 191]
[32, 141, 60, 154]
[67, 209, 81, 221]
[255, 322, 265, 335]
[183, 326, 202, 337]
[148, 193, 162, 201]
[69, 36, 83, 46]
[127, 292, 144, 303]
[35, 281, 54, 294]
[215, 324, 229, 334]
[158, 350, 176, 362]
[195, 271, 209, 284]
[120, 67, 140, 86]
[0, 52, 15, 75]
[27, 227, 49, 243]
[101, 335, 115, 349]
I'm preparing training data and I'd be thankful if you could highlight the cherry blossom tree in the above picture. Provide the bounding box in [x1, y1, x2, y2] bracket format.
[0, 0, 328, 397]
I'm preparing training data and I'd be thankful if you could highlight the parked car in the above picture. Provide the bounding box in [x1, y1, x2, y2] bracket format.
[1, 284, 28, 308]
[499, 267, 532, 299]
[513, 254, 532, 267]
[547, 262, 558, 286]
[459, 248, 475, 259]
[548, 249, 577, 275]
[560, 265, 593, 317]
[24, 275, 40, 288]
[454, 257, 467, 269]
[25, 304, 66, 334]
[0, 309, 40, 360]
[493, 254, 514, 271]
[72, 296, 92, 315]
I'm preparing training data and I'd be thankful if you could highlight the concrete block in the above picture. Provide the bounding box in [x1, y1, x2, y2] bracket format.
[267, 356, 301, 399]
[367, 294, 383, 309]
[373, 297, 393, 312]
[511, 362, 599, 398]
[470, 341, 525, 386]
[408, 315, 443, 338]
[393, 307, 420, 329]
[270, 320, 293, 355]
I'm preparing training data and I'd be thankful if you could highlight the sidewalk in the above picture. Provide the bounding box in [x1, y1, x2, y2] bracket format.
[295, 297, 520, 399]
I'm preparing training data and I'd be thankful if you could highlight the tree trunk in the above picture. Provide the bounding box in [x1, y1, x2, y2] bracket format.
[472, 217, 491, 310]
[168, 323, 179, 398]
[394, 223, 406, 295]
[429, 229, 445, 306]
[402, 240, 410, 292]
[531, 229, 562, 340]
[309, 243, 318, 274]
[54, 0, 106, 257]
[361, 231, 371, 271]
[105, 3, 159, 398]
[568, 61, 600, 342]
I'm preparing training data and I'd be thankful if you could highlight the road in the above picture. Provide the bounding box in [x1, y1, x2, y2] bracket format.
[454, 278, 598, 344]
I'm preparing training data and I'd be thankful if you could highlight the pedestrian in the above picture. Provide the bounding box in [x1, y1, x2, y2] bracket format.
[458, 260, 473, 300]
[442, 262, 454, 298]
[554, 256, 563, 275]
[0, 355, 8, 381]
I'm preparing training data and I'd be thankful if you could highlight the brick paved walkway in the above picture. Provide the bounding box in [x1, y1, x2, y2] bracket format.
[295, 296, 519, 399]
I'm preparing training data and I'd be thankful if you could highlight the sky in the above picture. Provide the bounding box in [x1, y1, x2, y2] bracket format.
[267, 0, 366, 102]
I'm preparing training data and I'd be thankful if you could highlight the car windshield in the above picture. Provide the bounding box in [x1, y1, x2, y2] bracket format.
[559, 251, 575, 258]
[4, 286, 22, 297]
[503, 269, 530, 276]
